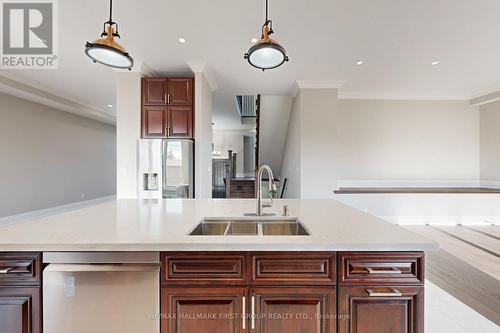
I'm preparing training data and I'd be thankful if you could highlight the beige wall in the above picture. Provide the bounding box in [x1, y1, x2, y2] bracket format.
[281, 89, 480, 198]
[0, 92, 116, 217]
[480, 100, 500, 181]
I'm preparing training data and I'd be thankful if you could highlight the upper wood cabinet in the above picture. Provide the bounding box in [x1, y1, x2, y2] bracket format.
[143, 78, 168, 105]
[168, 78, 193, 105]
[142, 105, 167, 138]
[143, 78, 193, 106]
[168, 106, 193, 138]
[142, 77, 194, 139]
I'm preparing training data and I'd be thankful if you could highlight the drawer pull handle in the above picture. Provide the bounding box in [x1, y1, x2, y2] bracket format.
[367, 288, 402, 297]
[366, 267, 401, 274]
[0, 267, 14, 274]
[251, 295, 255, 330]
[242, 296, 246, 330]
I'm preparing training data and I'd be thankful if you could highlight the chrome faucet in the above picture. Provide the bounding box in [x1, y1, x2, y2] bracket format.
[256, 165, 277, 216]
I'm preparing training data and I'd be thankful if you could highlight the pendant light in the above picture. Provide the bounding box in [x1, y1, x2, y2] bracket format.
[85, 0, 133, 70]
[244, 0, 289, 71]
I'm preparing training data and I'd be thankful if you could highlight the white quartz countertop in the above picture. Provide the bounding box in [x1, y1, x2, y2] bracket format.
[0, 199, 438, 252]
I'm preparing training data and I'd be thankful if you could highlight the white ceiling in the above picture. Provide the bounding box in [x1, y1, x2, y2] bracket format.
[2, 0, 500, 121]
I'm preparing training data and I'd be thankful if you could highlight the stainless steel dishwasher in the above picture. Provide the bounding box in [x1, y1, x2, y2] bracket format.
[43, 252, 160, 333]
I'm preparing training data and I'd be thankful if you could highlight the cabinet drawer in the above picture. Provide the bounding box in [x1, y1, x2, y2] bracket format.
[339, 252, 424, 285]
[162, 252, 246, 285]
[250, 252, 336, 285]
[0, 253, 41, 286]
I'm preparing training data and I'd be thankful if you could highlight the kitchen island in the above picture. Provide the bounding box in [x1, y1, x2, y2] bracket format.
[0, 199, 437, 333]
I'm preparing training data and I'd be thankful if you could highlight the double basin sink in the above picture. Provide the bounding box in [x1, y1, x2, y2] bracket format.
[189, 217, 310, 236]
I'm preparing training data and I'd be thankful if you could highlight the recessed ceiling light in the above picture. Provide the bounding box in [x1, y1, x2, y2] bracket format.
[355, 60, 364, 65]
[431, 60, 440, 66]
[107, 104, 113, 108]
[251, 38, 258, 43]
[178, 38, 186, 43]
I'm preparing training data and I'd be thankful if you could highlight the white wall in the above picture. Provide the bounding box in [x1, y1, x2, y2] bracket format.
[480, 100, 500, 182]
[115, 71, 141, 199]
[0, 92, 116, 217]
[213, 129, 252, 177]
[280, 94, 301, 198]
[336, 99, 480, 182]
[258, 95, 292, 176]
[194, 72, 214, 198]
[281, 88, 480, 198]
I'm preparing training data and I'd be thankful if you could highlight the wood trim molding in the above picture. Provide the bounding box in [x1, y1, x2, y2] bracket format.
[0, 74, 116, 124]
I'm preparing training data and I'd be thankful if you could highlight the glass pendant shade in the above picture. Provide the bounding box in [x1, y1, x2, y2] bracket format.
[245, 40, 288, 70]
[85, 28, 133, 69]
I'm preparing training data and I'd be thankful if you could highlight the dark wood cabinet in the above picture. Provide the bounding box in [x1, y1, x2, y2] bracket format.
[338, 252, 424, 286]
[168, 78, 193, 105]
[251, 287, 336, 333]
[143, 78, 168, 105]
[0, 253, 42, 333]
[168, 106, 193, 138]
[250, 252, 336, 285]
[338, 286, 424, 333]
[0, 287, 41, 333]
[160, 251, 425, 333]
[142, 105, 167, 138]
[162, 287, 246, 333]
[141, 77, 194, 138]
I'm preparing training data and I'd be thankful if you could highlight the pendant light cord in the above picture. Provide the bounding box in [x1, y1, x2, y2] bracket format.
[265, 0, 268, 22]
[101, 0, 120, 37]
[262, 0, 273, 36]
[109, 0, 113, 22]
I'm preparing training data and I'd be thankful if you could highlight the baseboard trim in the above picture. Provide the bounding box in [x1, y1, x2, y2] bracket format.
[0, 195, 116, 227]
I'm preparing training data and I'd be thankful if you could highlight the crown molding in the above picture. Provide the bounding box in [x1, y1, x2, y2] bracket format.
[338, 91, 469, 101]
[187, 61, 218, 92]
[289, 80, 344, 98]
[470, 89, 500, 106]
[0, 74, 115, 124]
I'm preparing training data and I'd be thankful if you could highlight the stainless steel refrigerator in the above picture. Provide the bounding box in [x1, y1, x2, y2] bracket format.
[138, 139, 194, 199]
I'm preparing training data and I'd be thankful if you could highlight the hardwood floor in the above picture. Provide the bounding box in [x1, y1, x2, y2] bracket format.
[405, 225, 500, 326]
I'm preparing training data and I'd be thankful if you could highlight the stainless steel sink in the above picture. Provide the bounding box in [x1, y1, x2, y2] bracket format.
[189, 217, 310, 236]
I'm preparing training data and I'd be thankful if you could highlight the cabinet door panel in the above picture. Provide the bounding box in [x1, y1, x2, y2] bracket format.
[143, 78, 167, 105]
[0, 287, 41, 333]
[168, 78, 193, 105]
[162, 287, 245, 333]
[143, 106, 166, 138]
[251, 287, 336, 333]
[338, 286, 423, 333]
[168, 106, 192, 138]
